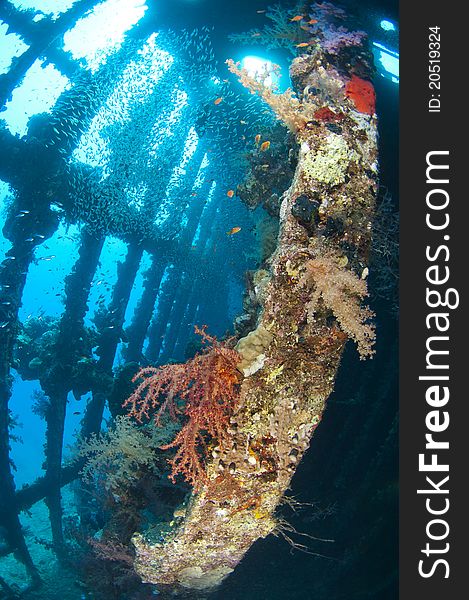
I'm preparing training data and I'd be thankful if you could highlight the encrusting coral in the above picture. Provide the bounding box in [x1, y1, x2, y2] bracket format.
[235, 323, 274, 377]
[303, 134, 358, 186]
[124, 5, 379, 592]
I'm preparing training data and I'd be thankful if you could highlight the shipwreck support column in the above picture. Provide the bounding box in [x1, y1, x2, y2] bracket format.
[132, 43, 379, 592]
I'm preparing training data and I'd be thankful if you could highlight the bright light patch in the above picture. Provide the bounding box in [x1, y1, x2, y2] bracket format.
[1, 60, 70, 136]
[192, 180, 217, 245]
[163, 124, 198, 189]
[193, 153, 209, 189]
[380, 19, 396, 32]
[373, 42, 399, 83]
[63, 0, 147, 72]
[0, 180, 12, 264]
[73, 34, 173, 169]
[85, 236, 128, 327]
[178, 125, 198, 169]
[241, 56, 278, 88]
[142, 265, 172, 354]
[121, 249, 153, 333]
[379, 50, 399, 78]
[155, 126, 199, 226]
[0, 179, 9, 210]
[18, 223, 80, 320]
[11, 0, 79, 19]
[0, 22, 29, 75]
[148, 88, 188, 160]
[177, 153, 209, 230]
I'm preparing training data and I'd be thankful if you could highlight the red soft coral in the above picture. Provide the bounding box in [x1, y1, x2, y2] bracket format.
[313, 106, 345, 122]
[123, 326, 241, 490]
[345, 75, 376, 115]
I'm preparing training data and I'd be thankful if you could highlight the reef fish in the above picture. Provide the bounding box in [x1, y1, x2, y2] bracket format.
[260, 141, 271, 151]
[290, 15, 304, 22]
[214, 97, 223, 105]
[227, 190, 235, 198]
[226, 227, 241, 236]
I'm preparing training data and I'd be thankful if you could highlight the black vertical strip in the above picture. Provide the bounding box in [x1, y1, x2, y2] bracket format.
[400, 3, 467, 598]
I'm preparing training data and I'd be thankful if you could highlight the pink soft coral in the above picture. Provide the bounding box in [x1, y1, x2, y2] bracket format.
[321, 26, 366, 54]
[123, 326, 241, 490]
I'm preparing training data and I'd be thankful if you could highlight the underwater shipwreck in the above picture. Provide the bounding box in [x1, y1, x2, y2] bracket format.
[0, 1, 398, 598]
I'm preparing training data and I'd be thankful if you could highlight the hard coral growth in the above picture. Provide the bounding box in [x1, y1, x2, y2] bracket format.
[303, 135, 357, 186]
[300, 254, 375, 358]
[124, 327, 241, 489]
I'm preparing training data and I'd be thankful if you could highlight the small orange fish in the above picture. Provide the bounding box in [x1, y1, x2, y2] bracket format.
[260, 141, 271, 151]
[227, 190, 235, 198]
[214, 97, 223, 105]
[296, 42, 310, 48]
[308, 19, 318, 24]
[255, 134, 261, 144]
[290, 15, 304, 22]
[227, 227, 241, 236]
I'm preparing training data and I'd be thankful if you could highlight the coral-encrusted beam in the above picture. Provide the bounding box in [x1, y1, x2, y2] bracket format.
[131, 37, 378, 592]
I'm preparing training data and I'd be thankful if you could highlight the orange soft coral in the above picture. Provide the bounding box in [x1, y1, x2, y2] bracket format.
[123, 326, 241, 490]
[345, 75, 376, 115]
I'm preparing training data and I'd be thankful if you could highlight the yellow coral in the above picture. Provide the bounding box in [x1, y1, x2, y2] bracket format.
[265, 364, 284, 384]
[303, 135, 357, 186]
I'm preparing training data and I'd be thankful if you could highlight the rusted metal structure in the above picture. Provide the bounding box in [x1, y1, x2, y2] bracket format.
[1, 1, 243, 591]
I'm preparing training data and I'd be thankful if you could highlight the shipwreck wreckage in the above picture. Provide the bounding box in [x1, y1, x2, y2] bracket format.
[0, 1, 397, 597]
